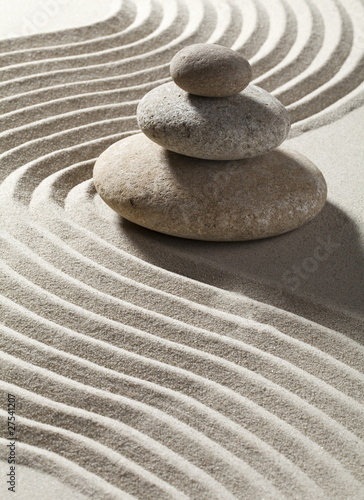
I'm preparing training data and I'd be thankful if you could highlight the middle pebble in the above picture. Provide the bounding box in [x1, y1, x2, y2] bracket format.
[137, 82, 291, 161]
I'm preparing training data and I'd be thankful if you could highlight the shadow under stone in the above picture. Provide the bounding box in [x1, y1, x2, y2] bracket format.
[118, 201, 364, 328]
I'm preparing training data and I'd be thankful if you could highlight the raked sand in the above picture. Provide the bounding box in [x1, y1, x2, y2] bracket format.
[0, 0, 364, 498]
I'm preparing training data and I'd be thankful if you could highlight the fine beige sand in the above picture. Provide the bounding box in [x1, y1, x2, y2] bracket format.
[1, 0, 364, 498]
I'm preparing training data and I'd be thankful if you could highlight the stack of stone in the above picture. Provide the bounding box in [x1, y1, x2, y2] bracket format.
[93, 44, 327, 241]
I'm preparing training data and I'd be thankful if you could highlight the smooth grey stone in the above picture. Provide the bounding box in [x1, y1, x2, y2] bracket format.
[93, 134, 327, 241]
[137, 82, 290, 160]
[170, 43, 252, 97]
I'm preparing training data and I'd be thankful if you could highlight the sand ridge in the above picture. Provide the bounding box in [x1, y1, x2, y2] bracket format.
[0, 0, 364, 498]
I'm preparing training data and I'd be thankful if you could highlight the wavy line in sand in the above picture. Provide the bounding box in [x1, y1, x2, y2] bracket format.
[1, 0, 364, 498]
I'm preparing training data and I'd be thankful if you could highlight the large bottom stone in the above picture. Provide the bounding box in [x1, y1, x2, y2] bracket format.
[93, 134, 327, 241]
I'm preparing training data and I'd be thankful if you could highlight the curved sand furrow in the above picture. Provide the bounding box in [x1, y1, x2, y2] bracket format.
[1, 0, 364, 498]
[1, 274, 362, 496]
[0, 132, 137, 185]
[17, 159, 364, 367]
[0, 0, 360, 129]
[65, 178, 364, 344]
[5, 272, 364, 441]
[2, 228, 364, 418]
[0, 411, 193, 500]
[250, 0, 298, 79]
[2, 190, 364, 402]
[232, 0, 270, 60]
[0, 383, 265, 500]
[273, 0, 352, 104]
[0, 0, 203, 89]
[0, 0, 136, 52]
[0, 82, 168, 132]
[206, 0, 243, 47]
[0, 340, 336, 497]
[0, 383, 326, 500]
[0, 0, 322, 118]
[1, 345, 363, 496]
[274, 0, 364, 128]
[0, 375, 338, 498]
[0, 1, 218, 109]
[290, 81, 364, 136]
[253, 0, 324, 91]
[4, 187, 360, 390]
[1, 197, 362, 379]
[0, 359, 289, 499]
[78, 188, 364, 334]
[0, 1, 182, 79]
[2, 278, 364, 479]
[0, 0, 255, 105]
[0, 0, 152, 66]
[1, 348, 362, 498]
[0, 438, 134, 500]
[1, 152, 362, 360]
[2, 261, 364, 471]
[0, 108, 138, 153]
[289, 49, 364, 127]
[0, 71, 170, 113]
[3, 146, 362, 358]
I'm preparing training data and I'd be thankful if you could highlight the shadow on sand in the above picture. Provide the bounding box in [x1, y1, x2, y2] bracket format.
[119, 201, 364, 327]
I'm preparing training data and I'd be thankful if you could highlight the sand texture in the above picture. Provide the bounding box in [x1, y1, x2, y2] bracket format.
[1, 0, 364, 499]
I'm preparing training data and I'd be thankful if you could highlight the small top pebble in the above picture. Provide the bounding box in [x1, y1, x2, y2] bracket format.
[170, 43, 252, 97]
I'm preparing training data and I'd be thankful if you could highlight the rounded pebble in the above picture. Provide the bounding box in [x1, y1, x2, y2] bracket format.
[93, 134, 327, 241]
[170, 43, 252, 97]
[137, 82, 290, 160]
